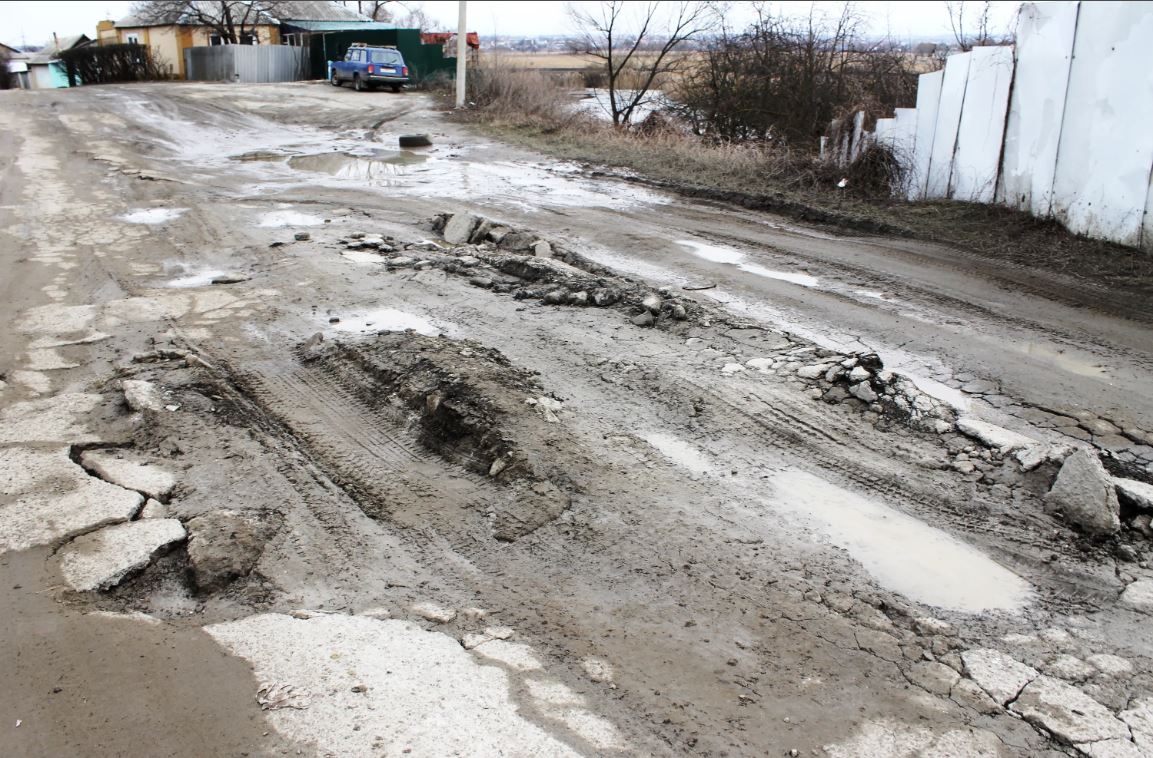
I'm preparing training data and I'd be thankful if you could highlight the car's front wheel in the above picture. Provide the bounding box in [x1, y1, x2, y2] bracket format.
[391, 84, 402, 93]
[330, 70, 340, 86]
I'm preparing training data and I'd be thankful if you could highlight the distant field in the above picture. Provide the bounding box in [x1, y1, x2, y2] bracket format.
[480, 52, 600, 70]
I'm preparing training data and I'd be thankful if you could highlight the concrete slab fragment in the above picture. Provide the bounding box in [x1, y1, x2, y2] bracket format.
[961, 648, 1038, 705]
[956, 418, 1038, 452]
[80, 450, 176, 500]
[0, 393, 104, 444]
[59, 519, 186, 591]
[1010, 675, 1131, 744]
[0, 446, 143, 554]
[206, 613, 581, 756]
[1114, 477, 1153, 511]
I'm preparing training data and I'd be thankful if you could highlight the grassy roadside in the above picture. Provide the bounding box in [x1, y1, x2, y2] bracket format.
[442, 78, 1153, 299]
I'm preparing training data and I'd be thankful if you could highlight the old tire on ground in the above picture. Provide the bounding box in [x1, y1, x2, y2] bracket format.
[353, 75, 365, 92]
[330, 70, 340, 86]
[399, 134, 432, 148]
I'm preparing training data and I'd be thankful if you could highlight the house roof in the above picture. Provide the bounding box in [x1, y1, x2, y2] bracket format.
[273, 1, 370, 22]
[117, 1, 370, 28]
[281, 20, 400, 31]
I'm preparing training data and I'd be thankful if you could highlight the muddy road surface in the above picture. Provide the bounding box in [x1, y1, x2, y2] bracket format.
[3, 82, 1153, 757]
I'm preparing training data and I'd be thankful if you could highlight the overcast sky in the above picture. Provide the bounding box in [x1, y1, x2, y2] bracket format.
[0, 0, 1021, 48]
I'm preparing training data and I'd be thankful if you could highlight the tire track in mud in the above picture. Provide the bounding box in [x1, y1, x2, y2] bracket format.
[671, 376, 1115, 609]
[232, 360, 497, 552]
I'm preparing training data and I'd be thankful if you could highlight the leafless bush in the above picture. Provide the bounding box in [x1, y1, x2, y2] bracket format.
[58, 43, 171, 85]
[465, 65, 584, 127]
[671, 3, 919, 148]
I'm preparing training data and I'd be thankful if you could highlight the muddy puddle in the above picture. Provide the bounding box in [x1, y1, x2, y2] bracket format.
[119, 208, 186, 225]
[328, 308, 447, 336]
[288, 149, 428, 183]
[675, 240, 820, 288]
[258, 209, 324, 227]
[765, 469, 1032, 613]
[641, 432, 713, 476]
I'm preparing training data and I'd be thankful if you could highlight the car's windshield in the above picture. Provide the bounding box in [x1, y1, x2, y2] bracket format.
[369, 50, 402, 64]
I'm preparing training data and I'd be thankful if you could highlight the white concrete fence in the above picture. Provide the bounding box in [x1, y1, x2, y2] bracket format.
[865, 1, 1153, 251]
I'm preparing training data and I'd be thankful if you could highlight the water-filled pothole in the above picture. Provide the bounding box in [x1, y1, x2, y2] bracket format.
[766, 469, 1032, 613]
[289, 150, 428, 183]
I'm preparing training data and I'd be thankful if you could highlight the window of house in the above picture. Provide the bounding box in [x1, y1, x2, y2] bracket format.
[209, 34, 223, 46]
[240, 32, 257, 45]
[125, 33, 140, 44]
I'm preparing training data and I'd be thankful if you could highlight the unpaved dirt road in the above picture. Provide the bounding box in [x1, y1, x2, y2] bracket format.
[2, 82, 1153, 757]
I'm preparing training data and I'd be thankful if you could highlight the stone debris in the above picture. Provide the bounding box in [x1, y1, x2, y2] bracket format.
[1015, 443, 1074, 472]
[185, 509, 268, 591]
[0, 446, 143, 554]
[139, 499, 167, 519]
[210, 273, 251, 285]
[1045, 450, 1121, 536]
[357, 607, 391, 620]
[581, 657, 615, 685]
[1120, 698, 1153, 752]
[58, 519, 186, 592]
[485, 626, 514, 640]
[80, 450, 176, 500]
[256, 682, 312, 711]
[1114, 477, 1153, 511]
[1041, 654, 1097, 682]
[1087, 654, 1133, 676]
[121, 379, 165, 413]
[411, 602, 457, 624]
[471, 640, 543, 671]
[1119, 579, 1153, 612]
[442, 212, 482, 244]
[960, 648, 1039, 705]
[955, 418, 1038, 453]
[1010, 675, 1131, 744]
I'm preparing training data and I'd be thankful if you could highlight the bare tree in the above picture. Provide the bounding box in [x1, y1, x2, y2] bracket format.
[568, 1, 714, 126]
[946, 0, 1015, 51]
[340, 0, 439, 28]
[131, 1, 286, 44]
[672, 2, 918, 146]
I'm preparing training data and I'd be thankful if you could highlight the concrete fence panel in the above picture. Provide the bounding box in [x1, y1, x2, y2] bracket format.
[924, 52, 971, 200]
[908, 69, 944, 201]
[1050, 2, 1153, 248]
[998, 1, 1079, 216]
[949, 46, 1014, 204]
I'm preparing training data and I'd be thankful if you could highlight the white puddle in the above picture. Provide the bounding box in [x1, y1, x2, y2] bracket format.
[329, 308, 445, 336]
[120, 208, 186, 225]
[258, 210, 324, 227]
[675, 240, 819, 288]
[766, 469, 1031, 613]
[165, 269, 230, 288]
[641, 432, 713, 476]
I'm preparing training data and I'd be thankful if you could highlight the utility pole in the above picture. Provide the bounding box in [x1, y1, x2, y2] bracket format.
[455, 0, 467, 108]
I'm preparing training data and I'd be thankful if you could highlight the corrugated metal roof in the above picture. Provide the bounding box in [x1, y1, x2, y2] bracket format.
[273, 1, 370, 22]
[281, 20, 402, 31]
